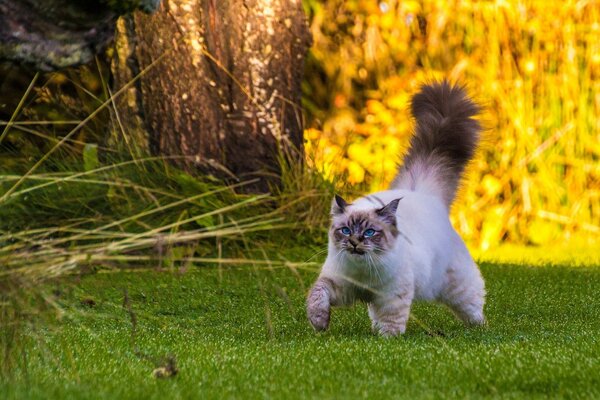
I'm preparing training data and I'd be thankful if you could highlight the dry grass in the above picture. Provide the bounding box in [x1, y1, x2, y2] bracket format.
[0, 56, 333, 377]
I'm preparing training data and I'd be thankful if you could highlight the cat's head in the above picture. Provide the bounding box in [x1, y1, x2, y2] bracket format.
[329, 194, 401, 259]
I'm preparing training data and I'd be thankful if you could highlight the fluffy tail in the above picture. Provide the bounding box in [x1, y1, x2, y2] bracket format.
[391, 80, 481, 208]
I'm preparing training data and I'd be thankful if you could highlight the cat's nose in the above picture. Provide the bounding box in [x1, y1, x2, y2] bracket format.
[349, 238, 359, 248]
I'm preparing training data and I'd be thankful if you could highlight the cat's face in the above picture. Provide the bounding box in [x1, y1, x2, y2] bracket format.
[329, 195, 401, 259]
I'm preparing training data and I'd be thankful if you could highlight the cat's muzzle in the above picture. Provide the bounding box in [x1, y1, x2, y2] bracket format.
[347, 247, 365, 255]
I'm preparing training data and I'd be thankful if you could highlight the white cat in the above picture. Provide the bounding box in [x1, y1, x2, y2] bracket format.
[307, 80, 486, 337]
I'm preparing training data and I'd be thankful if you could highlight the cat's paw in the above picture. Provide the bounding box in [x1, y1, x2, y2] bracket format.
[371, 320, 380, 333]
[307, 286, 331, 331]
[465, 313, 486, 327]
[376, 322, 405, 338]
[307, 304, 330, 331]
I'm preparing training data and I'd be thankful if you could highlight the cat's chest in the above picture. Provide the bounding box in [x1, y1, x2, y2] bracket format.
[341, 260, 395, 288]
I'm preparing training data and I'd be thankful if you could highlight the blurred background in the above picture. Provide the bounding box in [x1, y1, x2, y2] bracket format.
[302, 0, 600, 249]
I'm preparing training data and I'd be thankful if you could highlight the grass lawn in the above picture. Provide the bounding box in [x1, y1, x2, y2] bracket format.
[3, 249, 600, 399]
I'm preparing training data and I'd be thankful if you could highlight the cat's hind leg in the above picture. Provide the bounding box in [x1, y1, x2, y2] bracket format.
[440, 263, 486, 326]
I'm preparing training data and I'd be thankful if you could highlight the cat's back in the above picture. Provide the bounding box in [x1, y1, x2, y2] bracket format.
[351, 189, 448, 223]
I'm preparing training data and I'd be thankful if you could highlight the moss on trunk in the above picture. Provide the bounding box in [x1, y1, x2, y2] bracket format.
[0, 0, 160, 71]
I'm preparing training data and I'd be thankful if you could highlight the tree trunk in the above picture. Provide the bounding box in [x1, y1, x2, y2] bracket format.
[112, 0, 311, 191]
[0, 0, 160, 71]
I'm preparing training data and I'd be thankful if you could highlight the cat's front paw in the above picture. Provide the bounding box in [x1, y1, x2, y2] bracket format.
[375, 322, 406, 338]
[307, 286, 331, 331]
[307, 304, 330, 331]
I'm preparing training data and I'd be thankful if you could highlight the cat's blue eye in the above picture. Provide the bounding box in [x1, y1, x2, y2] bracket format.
[363, 229, 376, 238]
[340, 227, 351, 235]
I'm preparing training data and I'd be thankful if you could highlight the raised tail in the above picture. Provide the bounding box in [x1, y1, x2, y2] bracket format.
[391, 80, 481, 208]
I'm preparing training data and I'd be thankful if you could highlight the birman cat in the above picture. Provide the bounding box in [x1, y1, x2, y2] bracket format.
[307, 80, 486, 337]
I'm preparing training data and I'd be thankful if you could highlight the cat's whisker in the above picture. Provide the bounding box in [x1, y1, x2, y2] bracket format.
[369, 253, 384, 285]
[300, 247, 329, 266]
[397, 230, 413, 245]
[366, 253, 377, 285]
[309, 248, 329, 259]
[366, 253, 377, 280]
[332, 248, 345, 274]
[372, 245, 387, 254]
[365, 254, 374, 283]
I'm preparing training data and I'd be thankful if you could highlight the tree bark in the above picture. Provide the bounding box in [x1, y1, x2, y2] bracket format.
[0, 0, 160, 71]
[112, 0, 311, 191]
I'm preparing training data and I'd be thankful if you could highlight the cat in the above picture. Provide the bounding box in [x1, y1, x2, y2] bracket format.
[307, 80, 486, 337]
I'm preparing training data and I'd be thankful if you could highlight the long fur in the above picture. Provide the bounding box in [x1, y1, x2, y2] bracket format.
[391, 80, 481, 208]
[307, 80, 486, 337]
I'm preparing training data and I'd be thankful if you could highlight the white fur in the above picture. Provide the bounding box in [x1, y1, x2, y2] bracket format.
[307, 80, 485, 336]
[307, 189, 486, 336]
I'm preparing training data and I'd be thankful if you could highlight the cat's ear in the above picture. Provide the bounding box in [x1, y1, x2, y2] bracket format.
[376, 197, 402, 225]
[331, 194, 348, 215]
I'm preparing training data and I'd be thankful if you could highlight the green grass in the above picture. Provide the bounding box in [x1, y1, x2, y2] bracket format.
[2, 249, 600, 399]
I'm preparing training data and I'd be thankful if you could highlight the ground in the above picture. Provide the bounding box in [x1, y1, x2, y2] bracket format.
[2, 248, 600, 399]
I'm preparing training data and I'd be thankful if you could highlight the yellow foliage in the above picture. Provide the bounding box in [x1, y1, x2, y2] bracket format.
[347, 161, 366, 184]
[303, 0, 600, 248]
